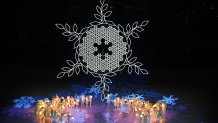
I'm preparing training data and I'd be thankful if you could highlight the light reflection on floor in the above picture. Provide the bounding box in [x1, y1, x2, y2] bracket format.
[1, 99, 205, 123]
[2, 103, 171, 123]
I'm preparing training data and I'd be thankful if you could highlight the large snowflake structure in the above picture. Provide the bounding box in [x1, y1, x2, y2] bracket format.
[159, 95, 178, 106]
[56, 0, 149, 100]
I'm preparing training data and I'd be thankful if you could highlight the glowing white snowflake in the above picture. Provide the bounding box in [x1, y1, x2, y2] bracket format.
[159, 95, 178, 106]
[56, 0, 149, 100]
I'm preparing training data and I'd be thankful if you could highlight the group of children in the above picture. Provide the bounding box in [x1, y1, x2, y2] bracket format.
[35, 95, 92, 123]
[107, 95, 167, 122]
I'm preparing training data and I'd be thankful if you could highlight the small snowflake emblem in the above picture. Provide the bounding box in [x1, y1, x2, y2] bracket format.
[159, 95, 178, 106]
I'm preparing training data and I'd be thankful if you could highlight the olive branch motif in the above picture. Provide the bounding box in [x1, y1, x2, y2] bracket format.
[55, 0, 149, 101]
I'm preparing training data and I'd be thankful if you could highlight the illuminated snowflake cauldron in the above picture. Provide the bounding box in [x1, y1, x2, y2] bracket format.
[79, 24, 127, 73]
[56, 0, 149, 100]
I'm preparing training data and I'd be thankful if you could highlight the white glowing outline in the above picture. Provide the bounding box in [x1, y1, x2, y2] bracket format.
[56, 0, 149, 100]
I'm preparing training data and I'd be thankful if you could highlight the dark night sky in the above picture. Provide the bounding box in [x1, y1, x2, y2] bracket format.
[0, 0, 218, 121]
[1, 0, 217, 67]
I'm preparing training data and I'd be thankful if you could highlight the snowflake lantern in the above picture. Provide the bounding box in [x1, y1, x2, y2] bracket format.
[159, 95, 178, 106]
[56, 0, 149, 100]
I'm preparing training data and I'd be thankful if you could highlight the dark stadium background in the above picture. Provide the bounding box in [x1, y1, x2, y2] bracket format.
[0, 0, 217, 122]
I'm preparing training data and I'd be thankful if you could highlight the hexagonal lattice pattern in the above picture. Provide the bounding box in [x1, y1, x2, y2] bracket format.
[79, 25, 127, 73]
